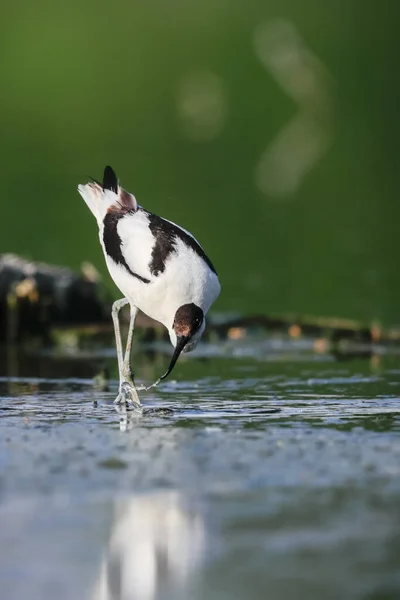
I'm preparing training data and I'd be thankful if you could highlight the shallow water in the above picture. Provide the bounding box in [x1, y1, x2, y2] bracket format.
[1, 343, 400, 600]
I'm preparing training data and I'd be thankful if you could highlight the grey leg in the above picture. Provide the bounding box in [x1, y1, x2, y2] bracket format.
[122, 304, 138, 383]
[111, 298, 129, 381]
[111, 298, 140, 408]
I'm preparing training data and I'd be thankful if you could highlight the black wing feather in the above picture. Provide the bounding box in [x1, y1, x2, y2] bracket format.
[103, 166, 118, 193]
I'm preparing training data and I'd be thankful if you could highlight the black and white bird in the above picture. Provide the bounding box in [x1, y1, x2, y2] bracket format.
[78, 166, 221, 406]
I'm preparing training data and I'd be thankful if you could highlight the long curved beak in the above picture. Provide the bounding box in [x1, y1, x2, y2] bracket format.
[159, 335, 189, 382]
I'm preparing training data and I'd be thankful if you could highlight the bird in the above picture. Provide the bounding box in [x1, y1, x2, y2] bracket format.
[78, 166, 221, 406]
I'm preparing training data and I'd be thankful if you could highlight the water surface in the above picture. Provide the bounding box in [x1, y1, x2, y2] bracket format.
[1, 344, 399, 599]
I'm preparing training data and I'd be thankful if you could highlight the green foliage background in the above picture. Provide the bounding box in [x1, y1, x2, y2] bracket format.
[2, 0, 399, 324]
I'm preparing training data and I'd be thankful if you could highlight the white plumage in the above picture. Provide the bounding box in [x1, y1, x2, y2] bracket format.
[78, 166, 220, 405]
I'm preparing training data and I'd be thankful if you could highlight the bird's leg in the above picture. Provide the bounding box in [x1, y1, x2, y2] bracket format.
[122, 303, 138, 383]
[111, 298, 129, 377]
[111, 298, 140, 407]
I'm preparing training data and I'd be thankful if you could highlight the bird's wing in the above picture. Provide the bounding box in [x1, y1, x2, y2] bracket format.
[146, 212, 218, 276]
[116, 208, 218, 281]
[116, 210, 158, 281]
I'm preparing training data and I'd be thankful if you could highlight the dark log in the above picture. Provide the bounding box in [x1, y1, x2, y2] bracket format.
[0, 254, 112, 343]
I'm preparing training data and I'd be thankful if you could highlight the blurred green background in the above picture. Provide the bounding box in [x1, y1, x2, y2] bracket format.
[2, 0, 399, 324]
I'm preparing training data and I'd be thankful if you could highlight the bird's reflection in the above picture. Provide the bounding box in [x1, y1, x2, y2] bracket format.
[114, 403, 142, 432]
[92, 491, 205, 600]
[114, 403, 176, 431]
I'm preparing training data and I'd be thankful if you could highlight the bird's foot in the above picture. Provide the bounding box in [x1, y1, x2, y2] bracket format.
[114, 380, 141, 408]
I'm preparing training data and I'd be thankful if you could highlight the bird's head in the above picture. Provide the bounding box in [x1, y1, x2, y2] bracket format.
[160, 303, 205, 382]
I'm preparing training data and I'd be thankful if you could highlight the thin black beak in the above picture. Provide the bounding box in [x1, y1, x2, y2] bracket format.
[159, 335, 189, 382]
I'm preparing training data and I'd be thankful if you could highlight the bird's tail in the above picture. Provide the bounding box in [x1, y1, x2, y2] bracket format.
[78, 166, 137, 224]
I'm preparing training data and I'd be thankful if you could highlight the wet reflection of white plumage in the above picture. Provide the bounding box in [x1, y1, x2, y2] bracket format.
[91, 492, 205, 600]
